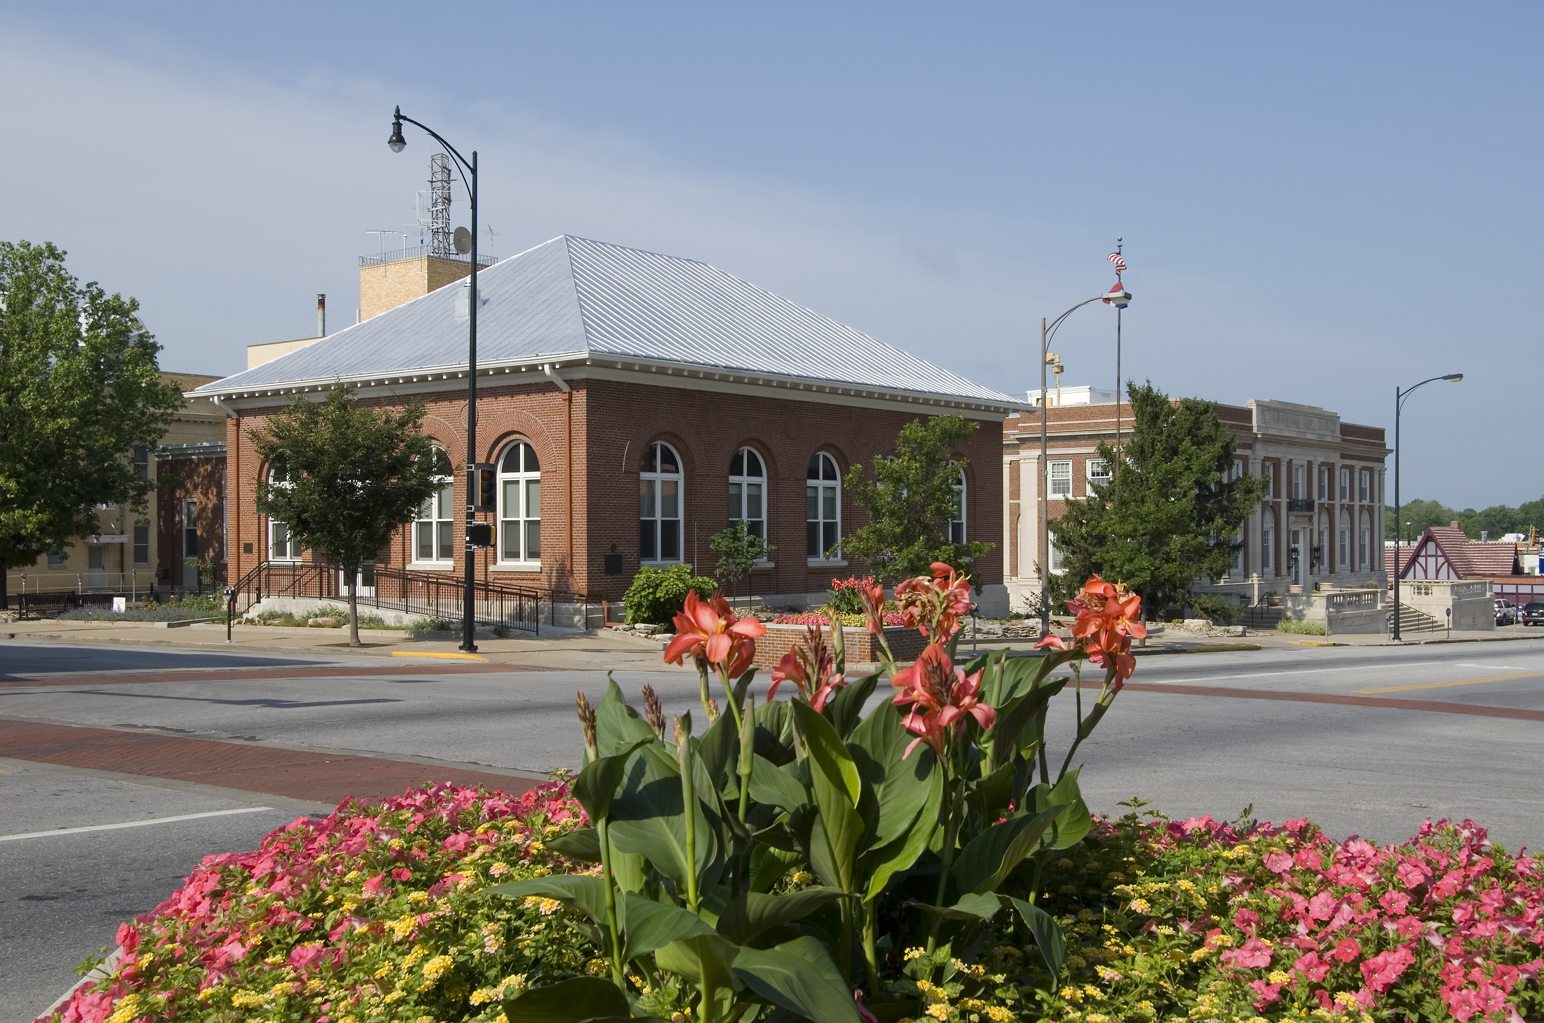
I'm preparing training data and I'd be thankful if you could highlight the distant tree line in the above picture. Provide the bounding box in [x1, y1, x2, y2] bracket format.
[1385, 498, 1544, 543]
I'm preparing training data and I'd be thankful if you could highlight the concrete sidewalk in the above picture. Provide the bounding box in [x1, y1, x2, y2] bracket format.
[7, 613, 1544, 672]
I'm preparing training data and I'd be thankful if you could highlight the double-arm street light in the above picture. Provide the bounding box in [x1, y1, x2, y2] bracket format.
[1038, 288, 1132, 636]
[388, 107, 481, 653]
[1391, 372, 1463, 641]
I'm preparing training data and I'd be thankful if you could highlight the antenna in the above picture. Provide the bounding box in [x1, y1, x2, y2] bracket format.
[365, 229, 406, 258]
[429, 154, 452, 257]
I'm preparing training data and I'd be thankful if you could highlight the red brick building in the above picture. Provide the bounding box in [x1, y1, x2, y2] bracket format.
[196, 237, 1022, 620]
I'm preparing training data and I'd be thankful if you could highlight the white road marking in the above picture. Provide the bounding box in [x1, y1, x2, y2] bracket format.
[0, 806, 273, 843]
[1150, 659, 1453, 686]
[1455, 663, 1526, 672]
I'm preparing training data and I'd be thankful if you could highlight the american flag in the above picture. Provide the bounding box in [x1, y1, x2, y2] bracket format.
[1107, 251, 1127, 274]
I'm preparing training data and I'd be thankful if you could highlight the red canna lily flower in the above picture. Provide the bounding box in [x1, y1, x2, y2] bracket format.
[890, 641, 995, 759]
[1065, 575, 1146, 684]
[768, 625, 847, 712]
[663, 590, 766, 675]
[859, 578, 888, 636]
[895, 561, 974, 640]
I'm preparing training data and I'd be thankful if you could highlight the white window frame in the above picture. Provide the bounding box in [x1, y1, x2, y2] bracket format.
[1263, 465, 1275, 500]
[413, 446, 456, 566]
[47, 546, 68, 568]
[806, 451, 842, 562]
[1359, 519, 1371, 571]
[1317, 466, 1328, 500]
[1359, 469, 1371, 504]
[641, 441, 683, 564]
[1230, 528, 1245, 576]
[132, 522, 150, 567]
[1047, 460, 1072, 498]
[1087, 458, 1111, 488]
[949, 471, 967, 545]
[498, 441, 542, 568]
[1262, 522, 1275, 572]
[728, 447, 768, 547]
[267, 463, 299, 562]
[1339, 525, 1350, 568]
[182, 498, 199, 559]
[1340, 467, 1351, 502]
[1292, 465, 1304, 501]
[1047, 532, 1065, 574]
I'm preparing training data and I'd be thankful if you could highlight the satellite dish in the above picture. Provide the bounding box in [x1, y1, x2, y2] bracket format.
[453, 227, 473, 254]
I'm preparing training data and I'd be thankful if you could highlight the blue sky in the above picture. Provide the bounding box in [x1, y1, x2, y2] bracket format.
[4, 2, 1535, 510]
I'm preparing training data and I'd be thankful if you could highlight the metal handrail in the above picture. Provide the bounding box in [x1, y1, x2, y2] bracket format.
[231, 561, 542, 634]
[358, 244, 496, 269]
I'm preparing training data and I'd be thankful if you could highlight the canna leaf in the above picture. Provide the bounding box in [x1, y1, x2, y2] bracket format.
[501, 976, 632, 1022]
[731, 936, 862, 1023]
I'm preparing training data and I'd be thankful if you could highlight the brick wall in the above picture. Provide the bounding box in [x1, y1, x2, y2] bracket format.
[751, 622, 929, 671]
[358, 256, 472, 321]
[225, 374, 1006, 605]
[156, 453, 227, 590]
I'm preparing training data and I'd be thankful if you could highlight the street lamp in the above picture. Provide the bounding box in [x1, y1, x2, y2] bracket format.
[388, 106, 481, 653]
[1391, 372, 1463, 641]
[1038, 288, 1132, 636]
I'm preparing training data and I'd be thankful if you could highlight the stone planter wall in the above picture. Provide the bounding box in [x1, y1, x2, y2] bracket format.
[752, 622, 927, 671]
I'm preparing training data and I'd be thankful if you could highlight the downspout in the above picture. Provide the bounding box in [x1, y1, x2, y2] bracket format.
[543, 364, 575, 594]
[210, 395, 240, 589]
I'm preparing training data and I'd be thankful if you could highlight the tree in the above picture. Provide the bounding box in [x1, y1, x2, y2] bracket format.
[709, 520, 769, 608]
[841, 414, 995, 584]
[1049, 382, 1265, 616]
[0, 241, 185, 609]
[249, 384, 441, 646]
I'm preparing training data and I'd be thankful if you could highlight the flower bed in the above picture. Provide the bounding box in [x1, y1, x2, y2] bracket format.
[47, 797, 1544, 1023]
[46, 782, 598, 1023]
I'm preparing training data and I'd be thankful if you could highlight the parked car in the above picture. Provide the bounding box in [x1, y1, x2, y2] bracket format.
[1522, 602, 1544, 626]
[1495, 599, 1518, 625]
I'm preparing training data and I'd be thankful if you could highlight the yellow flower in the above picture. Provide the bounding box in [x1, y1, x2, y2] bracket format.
[1268, 969, 1292, 985]
[1059, 986, 1084, 1004]
[471, 987, 497, 1006]
[106, 994, 144, 1023]
[1128, 897, 1152, 914]
[489, 861, 511, 877]
[985, 1008, 1015, 1022]
[423, 953, 455, 982]
[925, 1004, 951, 1021]
[904, 946, 926, 960]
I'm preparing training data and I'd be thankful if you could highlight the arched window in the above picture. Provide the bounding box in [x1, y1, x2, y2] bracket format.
[949, 471, 967, 545]
[498, 441, 541, 565]
[414, 446, 455, 563]
[267, 460, 299, 562]
[729, 447, 767, 542]
[640, 442, 683, 563]
[806, 451, 841, 560]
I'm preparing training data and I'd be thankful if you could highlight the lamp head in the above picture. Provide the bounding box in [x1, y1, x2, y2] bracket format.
[1443, 373, 1463, 382]
[1102, 288, 1132, 309]
[387, 107, 407, 153]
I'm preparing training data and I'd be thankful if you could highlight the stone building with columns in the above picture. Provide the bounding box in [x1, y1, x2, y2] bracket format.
[1002, 387, 1388, 614]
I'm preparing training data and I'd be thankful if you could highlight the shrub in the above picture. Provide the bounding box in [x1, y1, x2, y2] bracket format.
[1278, 617, 1329, 636]
[826, 575, 878, 614]
[621, 563, 716, 626]
[1189, 592, 1241, 624]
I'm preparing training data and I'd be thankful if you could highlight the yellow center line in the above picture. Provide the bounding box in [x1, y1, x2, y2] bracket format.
[1358, 670, 1544, 694]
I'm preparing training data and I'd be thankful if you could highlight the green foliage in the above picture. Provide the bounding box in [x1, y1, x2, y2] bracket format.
[622, 563, 717, 625]
[1188, 592, 1241, 624]
[1387, 495, 1544, 542]
[1050, 382, 1265, 617]
[825, 576, 872, 615]
[1276, 617, 1328, 635]
[494, 605, 1127, 1021]
[708, 521, 768, 601]
[841, 414, 994, 583]
[249, 384, 440, 646]
[0, 240, 185, 609]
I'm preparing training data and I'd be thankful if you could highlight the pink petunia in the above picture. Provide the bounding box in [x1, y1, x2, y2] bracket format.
[1360, 944, 1415, 994]
[1330, 937, 1362, 963]
[1220, 936, 1273, 969]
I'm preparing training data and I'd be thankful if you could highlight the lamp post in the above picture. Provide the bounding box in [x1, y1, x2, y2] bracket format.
[1391, 372, 1463, 641]
[388, 107, 481, 653]
[1038, 288, 1132, 637]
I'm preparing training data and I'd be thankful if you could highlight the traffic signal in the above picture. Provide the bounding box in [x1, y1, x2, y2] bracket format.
[467, 522, 493, 548]
[474, 463, 496, 513]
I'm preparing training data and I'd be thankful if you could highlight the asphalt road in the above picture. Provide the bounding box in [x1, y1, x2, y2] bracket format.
[3, 639, 1542, 1021]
